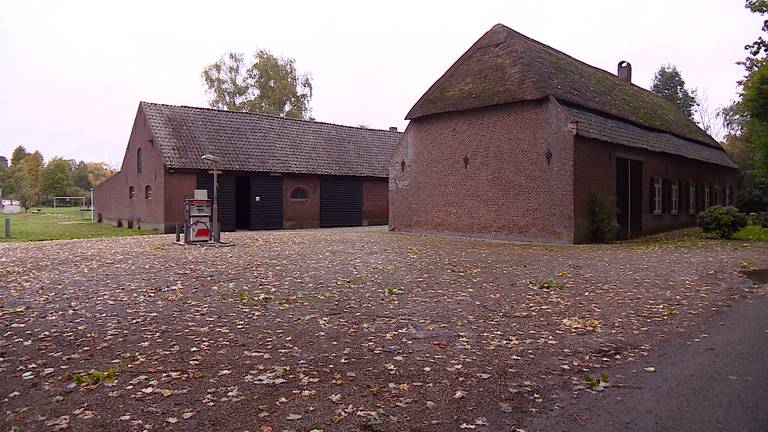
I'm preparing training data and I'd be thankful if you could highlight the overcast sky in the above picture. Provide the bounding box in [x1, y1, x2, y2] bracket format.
[0, 0, 762, 167]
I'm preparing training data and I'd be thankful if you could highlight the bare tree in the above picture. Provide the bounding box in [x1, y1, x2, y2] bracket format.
[695, 92, 725, 141]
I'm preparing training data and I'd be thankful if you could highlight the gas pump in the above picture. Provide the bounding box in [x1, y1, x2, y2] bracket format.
[184, 190, 213, 243]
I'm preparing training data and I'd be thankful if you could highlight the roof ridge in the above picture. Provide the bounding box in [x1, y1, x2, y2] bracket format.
[139, 101, 402, 135]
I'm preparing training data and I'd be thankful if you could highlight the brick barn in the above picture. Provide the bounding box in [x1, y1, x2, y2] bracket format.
[95, 102, 401, 233]
[389, 24, 738, 243]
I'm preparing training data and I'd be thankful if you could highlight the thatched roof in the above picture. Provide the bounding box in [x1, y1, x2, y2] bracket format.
[407, 24, 722, 150]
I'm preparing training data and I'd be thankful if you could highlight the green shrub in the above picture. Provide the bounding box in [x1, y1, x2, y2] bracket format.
[697, 205, 748, 238]
[751, 212, 768, 228]
[590, 193, 619, 243]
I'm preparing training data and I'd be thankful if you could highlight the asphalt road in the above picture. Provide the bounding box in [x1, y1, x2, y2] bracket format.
[527, 292, 768, 432]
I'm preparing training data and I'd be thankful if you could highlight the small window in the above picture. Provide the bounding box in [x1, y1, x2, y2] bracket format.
[688, 182, 696, 214]
[145, 185, 152, 200]
[129, 186, 135, 200]
[704, 183, 711, 208]
[653, 177, 662, 215]
[725, 186, 732, 206]
[137, 148, 142, 174]
[290, 187, 309, 201]
[671, 180, 679, 215]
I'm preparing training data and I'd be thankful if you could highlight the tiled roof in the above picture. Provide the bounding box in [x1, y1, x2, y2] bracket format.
[407, 24, 727, 154]
[141, 102, 401, 177]
[565, 106, 737, 168]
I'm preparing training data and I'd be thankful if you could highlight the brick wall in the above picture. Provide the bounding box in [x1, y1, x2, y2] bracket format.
[363, 177, 388, 224]
[163, 171, 197, 232]
[94, 106, 167, 232]
[389, 98, 576, 243]
[574, 136, 739, 242]
[283, 174, 320, 228]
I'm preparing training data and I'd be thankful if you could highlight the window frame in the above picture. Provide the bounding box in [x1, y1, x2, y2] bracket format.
[653, 176, 662, 215]
[725, 186, 731, 206]
[670, 179, 679, 215]
[704, 183, 711, 208]
[688, 181, 696, 214]
[145, 185, 152, 200]
[136, 148, 142, 174]
[129, 186, 135, 200]
[289, 187, 309, 201]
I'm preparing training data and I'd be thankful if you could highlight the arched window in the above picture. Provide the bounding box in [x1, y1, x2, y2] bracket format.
[129, 186, 135, 199]
[290, 187, 309, 201]
[136, 148, 142, 173]
[145, 185, 152, 199]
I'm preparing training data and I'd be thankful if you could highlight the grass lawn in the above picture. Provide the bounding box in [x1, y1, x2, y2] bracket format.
[0, 206, 153, 242]
[733, 224, 768, 241]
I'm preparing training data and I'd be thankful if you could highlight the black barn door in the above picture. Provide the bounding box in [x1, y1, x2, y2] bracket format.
[629, 160, 642, 237]
[196, 174, 236, 232]
[235, 176, 251, 229]
[615, 158, 643, 240]
[250, 175, 283, 230]
[320, 176, 362, 228]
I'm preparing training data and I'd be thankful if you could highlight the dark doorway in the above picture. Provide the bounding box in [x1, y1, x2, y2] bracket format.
[320, 176, 363, 227]
[235, 176, 251, 229]
[250, 175, 283, 230]
[196, 174, 236, 232]
[616, 157, 643, 240]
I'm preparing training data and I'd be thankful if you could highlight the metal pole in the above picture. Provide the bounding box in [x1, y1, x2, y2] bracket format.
[4, 218, 9, 238]
[90, 188, 94, 222]
[212, 165, 219, 242]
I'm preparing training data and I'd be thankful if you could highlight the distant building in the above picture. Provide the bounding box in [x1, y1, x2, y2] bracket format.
[389, 24, 737, 243]
[95, 102, 401, 232]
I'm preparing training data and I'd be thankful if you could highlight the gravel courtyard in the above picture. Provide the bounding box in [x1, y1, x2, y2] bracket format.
[1, 227, 767, 431]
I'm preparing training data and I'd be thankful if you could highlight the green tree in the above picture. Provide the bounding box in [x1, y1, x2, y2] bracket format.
[651, 65, 699, 119]
[722, 131, 768, 212]
[72, 161, 92, 190]
[85, 162, 114, 187]
[0, 156, 8, 196]
[41, 157, 73, 198]
[3, 150, 43, 206]
[719, 1, 768, 213]
[24, 151, 44, 198]
[744, 0, 768, 73]
[10, 146, 30, 166]
[202, 49, 313, 119]
[5, 165, 34, 211]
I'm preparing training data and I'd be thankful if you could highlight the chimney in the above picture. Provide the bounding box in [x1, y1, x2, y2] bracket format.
[389, 127, 398, 132]
[617, 61, 632, 83]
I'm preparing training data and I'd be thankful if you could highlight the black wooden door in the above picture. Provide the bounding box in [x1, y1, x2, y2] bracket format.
[235, 176, 251, 230]
[615, 158, 642, 240]
[250, 175, 283, 230]
[629, 159, 643, 237]
[616, 158, 630, 240]
[320, 176, 362, 228]
[196, 174, 236, 232]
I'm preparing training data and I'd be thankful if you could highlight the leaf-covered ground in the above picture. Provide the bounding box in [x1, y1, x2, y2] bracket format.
[1, 227, 766, 431]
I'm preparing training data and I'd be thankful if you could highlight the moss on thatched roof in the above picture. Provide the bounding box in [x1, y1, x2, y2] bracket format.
[407, 24, 719, 148]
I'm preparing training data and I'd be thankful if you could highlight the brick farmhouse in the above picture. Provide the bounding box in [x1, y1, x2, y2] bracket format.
[389, 24, 738, 243]
[94, 102, 401, 233]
